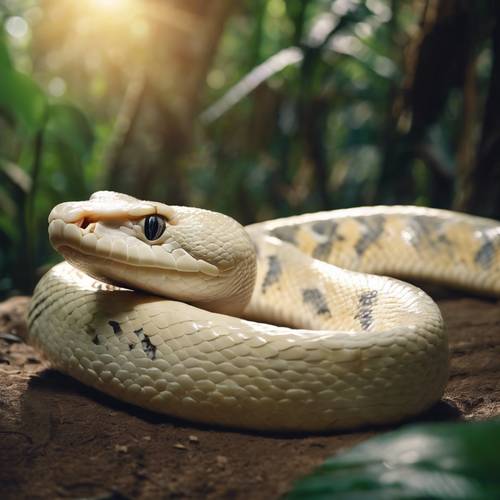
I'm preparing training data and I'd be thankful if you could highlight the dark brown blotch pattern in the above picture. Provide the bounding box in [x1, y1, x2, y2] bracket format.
[311, 221, 344, 261]
[261, 255, 282, 294]
[134, 327, 156, 360]
[108, 320, 122, 335]
[355, 290, 378, 330]
[302, 288, 331, 316]
[355, 216, 385, 256]
[270, 225, 299, 245]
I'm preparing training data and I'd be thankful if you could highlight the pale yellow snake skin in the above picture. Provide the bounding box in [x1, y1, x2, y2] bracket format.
[27, 192, 500, 432]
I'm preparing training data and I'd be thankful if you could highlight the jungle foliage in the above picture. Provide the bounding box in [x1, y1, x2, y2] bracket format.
[287, 419, 500, 499]
[1, 0, 499, 298]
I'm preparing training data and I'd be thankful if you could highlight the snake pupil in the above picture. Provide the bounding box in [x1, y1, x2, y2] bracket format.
[144, 215, 166, 241]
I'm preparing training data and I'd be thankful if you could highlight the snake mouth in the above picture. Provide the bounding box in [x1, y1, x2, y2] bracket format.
[55, 244, 174, 293]
[48, 218, 220, 276]
[75, 217, 93, 230]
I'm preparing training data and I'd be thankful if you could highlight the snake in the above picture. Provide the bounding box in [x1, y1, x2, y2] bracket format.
[26, 191, 500, 432]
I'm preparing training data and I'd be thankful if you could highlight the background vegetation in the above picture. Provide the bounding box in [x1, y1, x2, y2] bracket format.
[1, 0, 499, 299]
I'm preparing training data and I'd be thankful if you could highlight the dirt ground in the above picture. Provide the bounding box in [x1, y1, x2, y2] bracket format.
[1, 294, 499, 500]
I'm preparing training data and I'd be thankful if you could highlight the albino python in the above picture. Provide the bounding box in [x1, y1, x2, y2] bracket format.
[27, 191, 500, 432]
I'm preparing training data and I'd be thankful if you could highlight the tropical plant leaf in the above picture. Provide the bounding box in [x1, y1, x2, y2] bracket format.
[0, 68, 47, 133]
[200, 47, 303, 124]
[287, 420, 500, 500]
[0, 31, 12, 69]
[45, 103, 94, 159]
[0, 157, 32, 192]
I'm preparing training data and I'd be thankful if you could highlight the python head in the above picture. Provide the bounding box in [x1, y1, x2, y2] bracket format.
[48, 191, 256, 315]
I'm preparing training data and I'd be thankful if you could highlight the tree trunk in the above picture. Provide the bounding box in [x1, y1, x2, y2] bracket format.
[105, 0, 233, 203]
[378, 0, 487, 208]
[460, 5, 500, 218]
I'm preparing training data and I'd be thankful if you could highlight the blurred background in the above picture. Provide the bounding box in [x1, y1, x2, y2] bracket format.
[1, 0, 499, 299]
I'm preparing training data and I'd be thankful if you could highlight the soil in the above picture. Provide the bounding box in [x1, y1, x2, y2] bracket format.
[1, 294, 499, 500]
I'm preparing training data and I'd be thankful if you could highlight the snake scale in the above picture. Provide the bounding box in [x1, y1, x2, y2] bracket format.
[27, 191, 500, 432]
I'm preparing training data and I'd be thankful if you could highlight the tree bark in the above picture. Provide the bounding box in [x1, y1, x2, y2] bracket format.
[377, 0, 486, 207]
[461, 5, 500, 218]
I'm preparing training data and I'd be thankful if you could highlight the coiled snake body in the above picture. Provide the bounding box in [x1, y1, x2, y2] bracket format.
[27, 192, 500, 431]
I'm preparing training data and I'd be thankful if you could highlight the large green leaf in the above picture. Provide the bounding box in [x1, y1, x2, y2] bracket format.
[0, 31, 13, 70]
[0, 68, 47, 132]
[287, 420, 500, 499]
[45, 103, 94, 159]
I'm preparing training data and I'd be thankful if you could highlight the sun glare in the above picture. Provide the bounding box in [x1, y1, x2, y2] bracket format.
[92, 0, 128, 11]
[87, 0, 142, 24]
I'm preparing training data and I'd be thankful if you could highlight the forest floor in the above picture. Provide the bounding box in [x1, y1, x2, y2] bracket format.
[1, 294, 499, 499]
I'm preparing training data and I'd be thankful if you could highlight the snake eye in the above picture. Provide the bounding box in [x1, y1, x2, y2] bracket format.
[144, 215, 166, 241]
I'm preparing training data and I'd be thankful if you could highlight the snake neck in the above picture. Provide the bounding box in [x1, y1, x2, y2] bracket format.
[193, 249, 257, 316]
[59, 242, 258, 318]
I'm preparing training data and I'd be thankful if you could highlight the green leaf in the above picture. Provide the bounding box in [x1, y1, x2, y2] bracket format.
[45, 103, 94, 159]
[0, 68, 47, 132]
[0, 31, 13, 70]
[287, 420, 500, 500]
